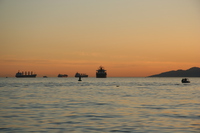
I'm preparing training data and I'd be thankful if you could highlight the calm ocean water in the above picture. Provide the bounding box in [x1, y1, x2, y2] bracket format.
[0, 77, 200, 133]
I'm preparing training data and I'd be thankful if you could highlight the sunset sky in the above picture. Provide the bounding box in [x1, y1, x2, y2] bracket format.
[0, 0, 200, 77]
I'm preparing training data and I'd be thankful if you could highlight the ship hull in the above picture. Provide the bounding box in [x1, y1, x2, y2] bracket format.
[75, 76, 88, 77]
[75, 73, 88, 77]
[16, 75, 37, 78]
[96, 73, 107, 78]
[75, 75, 88, 78]
[58, 74, 68, 77]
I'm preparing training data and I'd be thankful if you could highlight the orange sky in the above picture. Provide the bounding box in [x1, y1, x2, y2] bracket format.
[0, 0, 200, 77]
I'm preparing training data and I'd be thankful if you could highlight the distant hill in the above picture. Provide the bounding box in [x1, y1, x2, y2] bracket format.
[149, 67, 200, 77]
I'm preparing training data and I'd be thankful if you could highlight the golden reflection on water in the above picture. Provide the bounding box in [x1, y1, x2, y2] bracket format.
[0, 77, 200, 132]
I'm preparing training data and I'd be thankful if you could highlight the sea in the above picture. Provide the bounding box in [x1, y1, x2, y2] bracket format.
[0, 77, 200, 133]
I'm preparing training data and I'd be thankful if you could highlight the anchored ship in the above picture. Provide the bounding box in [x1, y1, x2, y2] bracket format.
[58, 74, 68, 77]
[75, 72, 88, 77]
[15, 71, 37, 78]
[96, 66, 107, 78]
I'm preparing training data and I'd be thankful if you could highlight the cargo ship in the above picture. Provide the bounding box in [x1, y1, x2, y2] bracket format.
[58, 74, 68, 77]
[15, 71, 37, 78]
[96, 66, 107, 78]
[75, 72, 88, 77]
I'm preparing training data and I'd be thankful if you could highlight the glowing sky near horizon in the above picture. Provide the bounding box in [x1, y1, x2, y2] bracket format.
[0, 0, 200, 77]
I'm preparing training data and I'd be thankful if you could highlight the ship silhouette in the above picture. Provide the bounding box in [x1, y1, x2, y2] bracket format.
[96, 66, 107, 78]
[75, 72, 88, 77]
[15, 71, 37, 78]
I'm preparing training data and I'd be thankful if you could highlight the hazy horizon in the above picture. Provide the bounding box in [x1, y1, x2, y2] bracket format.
[1, 0, 200, 77]
[1, 66, 200, 78]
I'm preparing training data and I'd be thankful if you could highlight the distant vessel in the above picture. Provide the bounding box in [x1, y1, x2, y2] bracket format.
[75, 72, 88, 77]
[15, 71, 37, 78]
[58, 74, 68, 77]
[43, 76, 48, 78]
[181, 78, 190, 83]
[96, 66, 107, 78]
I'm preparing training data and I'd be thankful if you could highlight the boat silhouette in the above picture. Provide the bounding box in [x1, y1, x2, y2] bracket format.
[15, 71, 37, 78]
[181, 78, 190, 83]
[96, 66, 107, 78]
[75, 72, 88, 77]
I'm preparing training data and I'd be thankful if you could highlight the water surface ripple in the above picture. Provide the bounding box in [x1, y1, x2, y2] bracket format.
[0, 77, 200, 132]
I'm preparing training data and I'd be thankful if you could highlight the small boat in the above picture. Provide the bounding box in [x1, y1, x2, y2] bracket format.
[15, 71, 37, 78]
[96, 66, 107, 78]
[58, 74, 68, 77]
[181, 78, 190, 83]
[75, 72, 88, 77]
[43, 76, 48, 78]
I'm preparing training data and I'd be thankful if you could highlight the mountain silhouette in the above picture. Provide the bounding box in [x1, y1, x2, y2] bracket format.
[149, 67, 200, 77]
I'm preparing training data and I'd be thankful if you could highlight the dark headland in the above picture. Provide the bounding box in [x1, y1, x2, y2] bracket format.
[149, 67, 200, 77]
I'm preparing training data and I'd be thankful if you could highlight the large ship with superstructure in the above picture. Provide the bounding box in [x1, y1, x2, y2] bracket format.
[15, 71, 37, 78]
[96, 66, 107, 78]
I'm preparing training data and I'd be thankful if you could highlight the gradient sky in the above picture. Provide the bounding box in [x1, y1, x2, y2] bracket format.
[0, 0, 200, 77]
